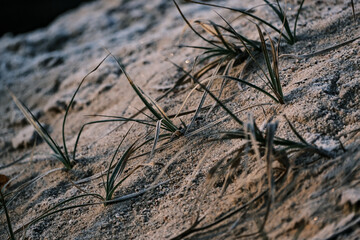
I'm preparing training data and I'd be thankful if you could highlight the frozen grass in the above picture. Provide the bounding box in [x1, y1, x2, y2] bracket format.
[108, 51, 179, 133]
[170, 113, 332, 239]
[1, 168, 63, 214]
[185, 0, 305, 45]
[8, 54, 110, 170]
[174, 0, 287, 118]
[173, 0, 259, 86]
[0, 188, 15, 240]
[73, 51, 183, 161]
[175, 62, 333, 157]
[2, 1, 357, 239]
[10, 130, 168, 238]
[219, 23, 285, 104]
[9, 90, 73, 169]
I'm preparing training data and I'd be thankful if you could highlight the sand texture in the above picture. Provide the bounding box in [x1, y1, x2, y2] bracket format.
[0, 0, 360, 239]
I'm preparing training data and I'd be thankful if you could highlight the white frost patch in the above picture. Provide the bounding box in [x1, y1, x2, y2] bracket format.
[304, 133, 338, 151]
[340, 188, 360, 206]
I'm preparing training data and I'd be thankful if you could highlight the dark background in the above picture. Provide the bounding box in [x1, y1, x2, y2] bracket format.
[0, 0, 94, 37]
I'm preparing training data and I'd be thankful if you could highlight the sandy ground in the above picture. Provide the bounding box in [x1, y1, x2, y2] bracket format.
[0, 0, 360, 239]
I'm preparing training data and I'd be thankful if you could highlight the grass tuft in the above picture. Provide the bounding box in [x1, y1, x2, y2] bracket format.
[173, 0, 259, 84]
[174, 1, 286, 104]
[103, 127, 139, 203]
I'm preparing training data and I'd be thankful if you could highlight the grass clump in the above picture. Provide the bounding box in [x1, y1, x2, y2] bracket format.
[171, 24, 284, 135]
[174, 0, 286, 105]
[255, 24, 284, 104]
[171, 118, 287, 240]
[173, 0, 260, 83]
[102, 127, 141, 204]
[77, 127, 157, 204]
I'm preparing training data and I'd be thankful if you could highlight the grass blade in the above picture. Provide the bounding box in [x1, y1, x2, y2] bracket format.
[105, 127, 133, 198]
[170, 60, 244, 126]
[293, 0, 305, 39]
[137, 87, 178, 132]
[265, 122, 277, 203]
[106, 133, 141, 202]
[173, 0, 222, 49]
[103, 180, 170, 204]
[351, 0, 356, 20]
[256, 25, 275, 85]
[263, 0, 293, 43]
[1, 168, 63, 215]
[223, 75, 280, 103]
[258, 122, 277, 232]
[0, 190, 15, 240]
[283, 115, 309, 145]
[107, 51, 178, 133]
[186, 59, 223, 133]
[8, 90, 71, 169]
[63, 53, 110, 162]
[214, 11, 261, 51]
[73, 119, 154, 161]
[150, 120, 162, 159]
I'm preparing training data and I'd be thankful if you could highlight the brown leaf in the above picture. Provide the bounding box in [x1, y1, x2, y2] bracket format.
[0, 174, 9, 188]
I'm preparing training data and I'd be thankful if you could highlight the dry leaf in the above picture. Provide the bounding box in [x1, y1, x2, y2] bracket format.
[0, 174, 9, 188]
